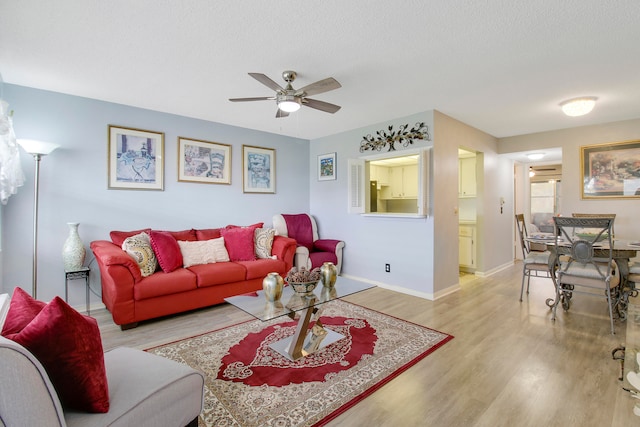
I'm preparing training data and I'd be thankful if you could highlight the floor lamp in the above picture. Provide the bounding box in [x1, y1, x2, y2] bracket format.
[17, 139, 60, 299]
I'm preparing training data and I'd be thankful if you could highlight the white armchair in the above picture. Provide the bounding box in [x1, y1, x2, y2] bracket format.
[273, 213, 345, 274]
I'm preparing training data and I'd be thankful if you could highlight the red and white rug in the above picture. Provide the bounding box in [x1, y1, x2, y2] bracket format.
[147, 299, 453, 426]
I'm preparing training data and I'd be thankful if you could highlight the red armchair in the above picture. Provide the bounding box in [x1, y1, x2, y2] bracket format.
[272, 214, 345, 274]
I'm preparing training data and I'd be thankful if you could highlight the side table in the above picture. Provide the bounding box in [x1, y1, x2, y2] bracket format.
[65, 267, 91, 315]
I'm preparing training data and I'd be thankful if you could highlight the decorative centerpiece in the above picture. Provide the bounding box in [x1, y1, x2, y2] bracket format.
[286, 266, 321, 294]
[262, 272, 284, 302]
[320, 262, 338, 288]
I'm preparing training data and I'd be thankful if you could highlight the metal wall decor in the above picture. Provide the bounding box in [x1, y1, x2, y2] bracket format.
[360, 122, 431, 152]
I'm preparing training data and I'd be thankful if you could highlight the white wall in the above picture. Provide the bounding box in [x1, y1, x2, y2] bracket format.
[2, 84, 310, 306]
[310, 112, 437, 297]
[499, 118, 640, 241]
[432, 111, 512, 289]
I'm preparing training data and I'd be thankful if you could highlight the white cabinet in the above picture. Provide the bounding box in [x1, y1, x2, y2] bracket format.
[369, 165, 389, 187]
[459, 224, 475, 269]
[459, 157, 476, 197]
[389, 165, 418, 198]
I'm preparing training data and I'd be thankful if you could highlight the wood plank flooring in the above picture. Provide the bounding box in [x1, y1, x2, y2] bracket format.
[96, 263, 637, 426]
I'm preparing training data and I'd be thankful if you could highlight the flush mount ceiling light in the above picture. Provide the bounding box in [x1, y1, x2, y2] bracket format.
[527, 152, 545, 161]
[560, 97, 597, 117]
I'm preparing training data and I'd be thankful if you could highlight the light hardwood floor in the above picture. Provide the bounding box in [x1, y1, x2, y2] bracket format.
[96, 263, 637, 426]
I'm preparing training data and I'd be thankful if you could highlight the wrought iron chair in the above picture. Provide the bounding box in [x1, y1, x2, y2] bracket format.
[571, 213, 616, 239]
[515, 214, 553, 301]
[552, 216, 620, 334]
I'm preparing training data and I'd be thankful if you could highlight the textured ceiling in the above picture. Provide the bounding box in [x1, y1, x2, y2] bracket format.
[1, 1, 640, 141]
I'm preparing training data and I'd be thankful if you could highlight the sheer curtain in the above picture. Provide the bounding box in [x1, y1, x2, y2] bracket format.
[0, 97, 25, 204]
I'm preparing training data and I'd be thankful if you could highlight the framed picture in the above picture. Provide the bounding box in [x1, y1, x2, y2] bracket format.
[242, 145, 275, 193]
[178, 137, 231, 184]
[318, 152, 337, 181]
[108, 125, 164, 190]
[581, 139, 640, 199]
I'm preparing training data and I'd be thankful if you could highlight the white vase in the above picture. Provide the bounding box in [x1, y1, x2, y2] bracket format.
[62, 222, 86, 271]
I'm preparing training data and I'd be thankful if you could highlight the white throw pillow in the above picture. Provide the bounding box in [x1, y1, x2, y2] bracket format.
[178, 238, 230, 268]
[254, 227, 276, 259]
[122, 232, 158, 277]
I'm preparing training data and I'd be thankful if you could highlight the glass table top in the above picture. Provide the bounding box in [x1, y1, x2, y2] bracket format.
[225, 276, 375, 321]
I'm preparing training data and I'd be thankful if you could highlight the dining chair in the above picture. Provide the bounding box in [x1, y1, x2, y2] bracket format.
[553, 216, 620, 334]
[571, 213, 616, 238]
[515, 214, 553, 301]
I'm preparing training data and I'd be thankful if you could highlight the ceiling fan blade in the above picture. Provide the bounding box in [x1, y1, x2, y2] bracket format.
[249, 73, 284, 92]
[296, 77, 341, 97]
[229, 96, 274, 102]
[303, 98, 341, 114]
[276, 108, 289, 118]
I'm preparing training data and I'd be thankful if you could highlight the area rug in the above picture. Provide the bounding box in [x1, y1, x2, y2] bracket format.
[146, 300, 453, 427]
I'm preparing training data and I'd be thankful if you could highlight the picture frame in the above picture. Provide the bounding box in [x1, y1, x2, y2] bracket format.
[178, 137, 231, 184]
[108, 125, 164, 190]
[581, 139, 640, 199]
[242, 145, 275, 193]
[318, 152, 337, 181]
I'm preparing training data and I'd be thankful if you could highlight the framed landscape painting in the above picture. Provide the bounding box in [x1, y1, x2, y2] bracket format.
[581, 140, 640, 199]
[318, 152, 337, 181]
[242, 145, 275, 193]
[108, 125, 164, 190]
[178, 137, 231, 184]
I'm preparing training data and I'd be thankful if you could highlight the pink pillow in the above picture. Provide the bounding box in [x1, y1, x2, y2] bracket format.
[1, 287, 46, 337]
[110, 228, 151, 246]
[10, 297, 110, 413]
[221, 227, 256, 261]
[149, 230, 183, 273]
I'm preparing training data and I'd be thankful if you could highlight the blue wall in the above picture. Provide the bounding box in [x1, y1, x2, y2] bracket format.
[2, 84, 310, 305]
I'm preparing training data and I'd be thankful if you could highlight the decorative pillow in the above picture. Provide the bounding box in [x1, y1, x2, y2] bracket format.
[10, 296, 110, 413]
[178, 240, 217, 267]
[122, 232, 158, 277]
[195, 228, 222, 241]
[220, 227, 256, 261]
[110, 228, 151, 246]
[166, 229, 197, 241]
[1, 287, 46, 337]
[225, 222, 264, 231]
[149, 230, 183, 273]
[254, 227, 276, 259]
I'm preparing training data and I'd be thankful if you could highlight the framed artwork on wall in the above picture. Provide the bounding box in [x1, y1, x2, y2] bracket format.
[581, 139, 640, 199]
[318, 152, 337, 181]
[108, 125, 164, 190]
[178, 137, 231, 184]
[242, 145, 275, 193]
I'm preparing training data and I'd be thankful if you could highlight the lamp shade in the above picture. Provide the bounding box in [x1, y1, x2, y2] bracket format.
[560, 97, 597, 117]
[17, 139, 60, 155]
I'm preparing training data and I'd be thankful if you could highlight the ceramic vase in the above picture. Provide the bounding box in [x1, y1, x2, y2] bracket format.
[62, 222, 86, 271]
[320, 262, 338, 288]
[263, 272, 284, 302]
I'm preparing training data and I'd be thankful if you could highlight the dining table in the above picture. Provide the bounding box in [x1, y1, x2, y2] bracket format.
[525, 233, 640, 319]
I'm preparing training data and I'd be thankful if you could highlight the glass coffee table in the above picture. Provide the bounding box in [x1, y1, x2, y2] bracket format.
[225, 276, 374, 361]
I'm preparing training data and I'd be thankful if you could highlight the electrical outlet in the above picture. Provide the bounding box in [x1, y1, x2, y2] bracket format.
[385, 264, 390, 273]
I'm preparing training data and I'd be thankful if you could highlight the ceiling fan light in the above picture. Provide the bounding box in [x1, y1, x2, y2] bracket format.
[278, 100, 301, 112]
[560, 97, 597, 117]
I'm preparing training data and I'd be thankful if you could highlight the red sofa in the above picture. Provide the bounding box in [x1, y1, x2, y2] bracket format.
[90, 227, 296, 329]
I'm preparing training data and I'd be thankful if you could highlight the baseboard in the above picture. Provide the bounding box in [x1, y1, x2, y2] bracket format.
[473, 261, 513, 278]
[340, 274, 461, 301]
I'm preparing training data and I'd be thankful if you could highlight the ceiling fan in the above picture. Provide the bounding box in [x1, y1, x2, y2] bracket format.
[229, 70, 341, 118]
